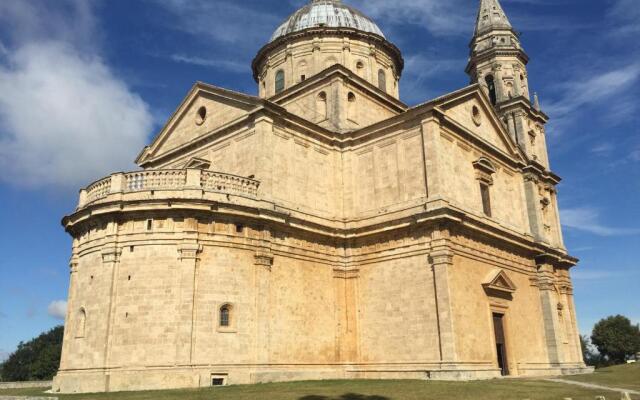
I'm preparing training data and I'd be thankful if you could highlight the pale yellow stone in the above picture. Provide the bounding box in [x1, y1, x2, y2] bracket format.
[53, 2, 591, 394]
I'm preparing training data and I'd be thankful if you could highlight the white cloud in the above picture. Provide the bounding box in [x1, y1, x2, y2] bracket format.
[545, 63, 640, 119]
[170, 54, 247, 73]
[352, 0, 472, 36]
[590, 143, 614, 156]
[0, 0, 97, 52]
[0, 0, 153, 189]
[0, 42, 153, 188]
[47, 300, 67, 320]
[561, 207, 640, 236]
[608, 0, 640, 36]
[400, 54, 464, 103]
[153, 0, 279, 46]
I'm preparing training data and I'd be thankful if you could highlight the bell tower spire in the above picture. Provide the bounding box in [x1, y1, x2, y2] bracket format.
[474, 0, 513, 36]
[466, 0, 551, 170]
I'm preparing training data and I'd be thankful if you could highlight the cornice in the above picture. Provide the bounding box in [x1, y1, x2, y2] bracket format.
[465, 47, 529, 74]
[62, 193, 576, 269]
[497, 97, 549, 122]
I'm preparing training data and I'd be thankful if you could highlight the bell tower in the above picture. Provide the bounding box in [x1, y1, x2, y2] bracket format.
[466, 0, 550, 169]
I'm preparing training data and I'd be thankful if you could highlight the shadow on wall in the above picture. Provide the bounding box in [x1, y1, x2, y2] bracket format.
[299, 394, 391, 400]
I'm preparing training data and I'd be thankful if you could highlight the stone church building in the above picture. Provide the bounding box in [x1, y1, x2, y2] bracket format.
[53, 0, 591, 393]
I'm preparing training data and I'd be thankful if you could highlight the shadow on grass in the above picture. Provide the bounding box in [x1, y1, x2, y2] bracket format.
[299, 394, 390, 400]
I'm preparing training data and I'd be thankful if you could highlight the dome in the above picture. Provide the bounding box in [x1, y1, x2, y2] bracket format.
[270, 0, 385, 43]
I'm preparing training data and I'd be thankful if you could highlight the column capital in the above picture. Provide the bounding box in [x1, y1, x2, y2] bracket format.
[430, 249, 454, 266]
[178, 243, 202, 260]
[254, 251, 273, 269]
[101, 247, 121, 263]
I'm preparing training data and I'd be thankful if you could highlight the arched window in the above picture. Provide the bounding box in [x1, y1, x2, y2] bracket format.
[347, 92, 357, 122]
[275, 70, 285, 94]
[219, 304, 231, 327]
[76, 308, 86, 338]
[316, 91, 327, 121]
[485, 75, 497, 105]
[378, 69, 386, 93]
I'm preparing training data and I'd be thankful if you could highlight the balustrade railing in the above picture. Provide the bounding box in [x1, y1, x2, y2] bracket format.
[125, 170, 187, 191]
[80, 169, 260, 208]
[201, 171, 260, 197]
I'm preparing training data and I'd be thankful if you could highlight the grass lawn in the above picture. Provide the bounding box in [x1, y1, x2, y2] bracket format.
[564, 363, 640, 392]
[0, 379, 635, 400]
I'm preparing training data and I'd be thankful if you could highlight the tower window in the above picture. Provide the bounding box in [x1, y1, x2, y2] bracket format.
[219, 304, 231, 327]
[275, 69, 285, 94]
[378, 69, 387, 93]
[485, 75, 497, 105]
[480, 183, 492, 217]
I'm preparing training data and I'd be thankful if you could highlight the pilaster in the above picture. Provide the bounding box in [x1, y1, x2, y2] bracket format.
[523, 173, 545, 242]
[175, 218, 202, 366]
[430, 225, 457, 363]
[536, 258, 563, 365]
[421, 115, 441, 198]
[102, 238, 122, 392]
[333, 267, 360, 363]
[254, 226, 273, 364]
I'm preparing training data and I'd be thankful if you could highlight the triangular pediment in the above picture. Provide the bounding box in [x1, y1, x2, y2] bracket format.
[433, 86, 525, 162]
[136, 83, 262, 166]
[184, 157, 211, 170]
[483, 269, 517, 294]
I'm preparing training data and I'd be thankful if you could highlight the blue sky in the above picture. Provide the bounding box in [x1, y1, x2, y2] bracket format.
[0, 0, 638, 360]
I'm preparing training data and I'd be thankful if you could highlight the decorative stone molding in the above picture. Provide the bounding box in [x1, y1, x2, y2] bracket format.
[101, 248, 121, 264]
[429, 250, 454, 266]
[473, 157, 497, 185]
[254, 251, 274, 269]
[178, 243, 202, 261]
[333, 267, 360, 279]
[482, 269, 517, 295]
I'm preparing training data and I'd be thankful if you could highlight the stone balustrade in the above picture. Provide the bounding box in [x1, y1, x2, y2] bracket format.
[78, 169, 260, 209]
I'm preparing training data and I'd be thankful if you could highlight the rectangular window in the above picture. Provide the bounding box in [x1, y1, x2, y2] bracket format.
[480, 183, 492, 217]
[211, 378, 225, 386]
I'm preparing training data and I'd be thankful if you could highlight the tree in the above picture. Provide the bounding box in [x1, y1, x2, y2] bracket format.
[0, 326, 64, 382]
[591, 315, 640, 365]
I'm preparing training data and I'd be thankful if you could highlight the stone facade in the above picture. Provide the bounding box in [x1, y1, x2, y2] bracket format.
[53, 0, 591, 394]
